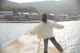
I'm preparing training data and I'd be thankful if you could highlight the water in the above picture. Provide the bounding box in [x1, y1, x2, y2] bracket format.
[0, 21, 80, 53]
[53, 21, 80, 53]
[0, 23, 39, 48]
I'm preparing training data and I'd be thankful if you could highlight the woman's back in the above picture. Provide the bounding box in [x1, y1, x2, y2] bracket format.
[31, 20, 64, 39]
[38, 20, 54, 39]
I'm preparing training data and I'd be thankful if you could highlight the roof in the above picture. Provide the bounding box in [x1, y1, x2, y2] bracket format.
[0, 11, 13, 13]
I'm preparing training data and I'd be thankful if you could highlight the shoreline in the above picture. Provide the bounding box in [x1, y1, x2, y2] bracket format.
[0, 20, 79, 23]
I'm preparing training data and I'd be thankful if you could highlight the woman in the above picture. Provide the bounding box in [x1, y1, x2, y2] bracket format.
[30, 13, 65, 53]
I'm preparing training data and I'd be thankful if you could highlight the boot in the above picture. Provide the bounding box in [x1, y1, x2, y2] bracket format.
[44, 51, 47, 53]
[61, 50, 65, 53]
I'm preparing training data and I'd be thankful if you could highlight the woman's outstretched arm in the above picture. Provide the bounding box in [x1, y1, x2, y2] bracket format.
[53, 22, 64, 29]
[49, 21, 64, 29]
[30, 25, 40, 35]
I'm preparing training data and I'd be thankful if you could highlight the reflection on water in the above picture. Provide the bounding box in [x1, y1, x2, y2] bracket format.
[53, 21, 80, 53]
[0, 20, 80, 53]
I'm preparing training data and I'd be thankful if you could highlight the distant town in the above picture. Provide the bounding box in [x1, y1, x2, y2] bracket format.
[0, 0, 80, 23]
[0, 10, 80, 23]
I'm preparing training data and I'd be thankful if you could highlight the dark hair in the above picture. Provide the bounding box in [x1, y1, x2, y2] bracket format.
[42, 13, 47, 24]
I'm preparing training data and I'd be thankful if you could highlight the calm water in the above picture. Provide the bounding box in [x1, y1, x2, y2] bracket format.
[0, 21, 80, 53]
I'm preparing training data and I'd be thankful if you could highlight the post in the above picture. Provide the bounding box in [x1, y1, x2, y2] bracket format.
[37, 39, 41, 53]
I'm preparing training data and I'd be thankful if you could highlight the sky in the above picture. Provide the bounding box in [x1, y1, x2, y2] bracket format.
[8, 0, 61, 3]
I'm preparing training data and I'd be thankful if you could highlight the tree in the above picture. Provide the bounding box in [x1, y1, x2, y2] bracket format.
[0, 5, 39, 15]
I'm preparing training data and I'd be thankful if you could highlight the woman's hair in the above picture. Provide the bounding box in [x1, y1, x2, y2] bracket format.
[42, 13, 47, 24]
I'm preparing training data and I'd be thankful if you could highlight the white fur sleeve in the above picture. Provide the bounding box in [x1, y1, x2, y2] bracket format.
[49, 20, 64, 29]
[52, 22, 64, 29]
[30, 24, 40, 35]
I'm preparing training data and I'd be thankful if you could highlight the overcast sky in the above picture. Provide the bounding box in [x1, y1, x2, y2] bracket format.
[8, 0, 61, 3]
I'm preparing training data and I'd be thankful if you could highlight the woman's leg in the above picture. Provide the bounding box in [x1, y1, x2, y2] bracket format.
[44, 38, 49, 53]
[50, 37, 63, 53]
